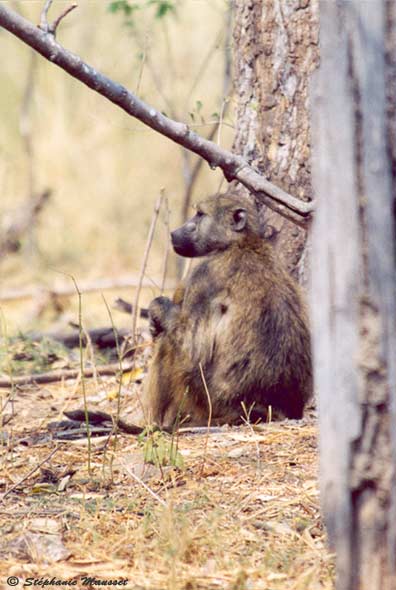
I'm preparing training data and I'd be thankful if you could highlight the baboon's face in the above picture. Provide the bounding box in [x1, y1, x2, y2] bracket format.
[171, 194, 261, 258]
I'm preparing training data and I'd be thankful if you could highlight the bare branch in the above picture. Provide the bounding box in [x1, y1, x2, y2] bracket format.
[1, 446, 59, 501]
[33, 325, 131, 349]
[0, 360, 136, 389]
[0, 5, 314, 225]
[122, 461, 168, 507]
[113, 297, 133, 315]
[50, 3, 77, 35]
[39, 1, 77, 36]
[181, 120, 221, 223]
[198, 362, 213, 478]
[39, 0, 53, 32]
[113, 297, 150, 320]
[0, 277, 176, 303]
[160, 196, 171, 295]
[180, 5, 233, 224]
[20, 50, 37, 199]
[132, 192, 164, 342]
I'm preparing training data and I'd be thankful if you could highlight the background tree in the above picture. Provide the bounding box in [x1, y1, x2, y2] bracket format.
[232, 0, 319, 278]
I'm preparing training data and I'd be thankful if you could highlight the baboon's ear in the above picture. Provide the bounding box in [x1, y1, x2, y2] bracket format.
[232, 208, 247, 231]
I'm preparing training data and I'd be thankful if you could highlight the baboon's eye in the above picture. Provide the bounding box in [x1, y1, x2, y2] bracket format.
[232, 208, 247, 231]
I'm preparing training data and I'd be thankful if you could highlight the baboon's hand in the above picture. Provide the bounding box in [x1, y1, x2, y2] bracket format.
[149, 296, 177, 338]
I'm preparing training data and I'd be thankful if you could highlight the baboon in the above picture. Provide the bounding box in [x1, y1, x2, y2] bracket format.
[144, 193, 312, 429]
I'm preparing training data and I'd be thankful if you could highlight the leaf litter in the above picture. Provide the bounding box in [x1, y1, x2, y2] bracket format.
[0, 354, 334, 590]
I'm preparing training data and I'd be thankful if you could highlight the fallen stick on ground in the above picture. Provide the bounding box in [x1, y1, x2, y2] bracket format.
[1, 446, 59, 501]
[0, 276, 176, 303]
[31, 325, 131, 349]
[0, 360, 136, 388]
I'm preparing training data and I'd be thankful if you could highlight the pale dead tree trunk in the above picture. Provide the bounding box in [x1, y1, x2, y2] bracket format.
[232, 0, 319, 277]
[310, 2, 396, 590]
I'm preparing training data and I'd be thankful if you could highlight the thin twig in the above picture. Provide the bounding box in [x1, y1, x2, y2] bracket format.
[50, 3, 77, 36]
[0, 275, 176, 303]
[240, 403, 261, 473]
[134, 32, 147, 96]
[132, 192, 164, 342]
[217, 97, 229, 147]
[102, 297, 124, 425]
[69, 274, 92, 475]
[160, 196, 171, 295]
[102, 294, 124, 481]
[180, 3, 233, 224]
[160, 17, 176, 83]
[132, 28, 176, 119]
[122, 461, 167, 507]
[180, 121, 220, 224]
[0, 310, 16, 421]
[40, 0, 77, 36]
[1, 446, 59, 501]
[28, 324, 130, 349]
[199, 362, 213, 476]
[20, 50, 37, 205]
[39, 0, 53, 32]
[223, 0, 233, 97]
[131, 24, 199, 237]
[82, 324, 98, 388]
[113, 297, 133, 315]
[183, 28, 224, 111]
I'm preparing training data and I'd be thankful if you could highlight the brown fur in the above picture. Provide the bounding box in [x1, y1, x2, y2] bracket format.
[144, 194, 312, 429]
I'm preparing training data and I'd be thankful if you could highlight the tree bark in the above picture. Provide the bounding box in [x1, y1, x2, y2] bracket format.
[310, 2, 396, 589]
[232, 0, 319, 276]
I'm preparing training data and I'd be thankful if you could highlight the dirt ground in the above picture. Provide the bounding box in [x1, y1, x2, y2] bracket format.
[0, 364, 334, 590]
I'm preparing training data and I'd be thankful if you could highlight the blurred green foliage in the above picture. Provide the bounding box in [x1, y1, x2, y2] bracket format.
[0, 334, 71, 376]
[108, 0, 176, 24]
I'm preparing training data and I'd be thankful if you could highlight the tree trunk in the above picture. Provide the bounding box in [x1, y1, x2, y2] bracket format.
[310, 2, 396, 589]
[232, 0, 319, 278]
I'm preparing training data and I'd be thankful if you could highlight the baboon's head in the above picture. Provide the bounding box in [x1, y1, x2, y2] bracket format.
[171, 194, 263, 258]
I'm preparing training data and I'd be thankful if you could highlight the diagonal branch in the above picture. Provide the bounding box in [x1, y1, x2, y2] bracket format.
[0, 5, 314, 227]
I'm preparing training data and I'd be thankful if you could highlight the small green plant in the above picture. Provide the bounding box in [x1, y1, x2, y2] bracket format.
[138, 427, 184, 469]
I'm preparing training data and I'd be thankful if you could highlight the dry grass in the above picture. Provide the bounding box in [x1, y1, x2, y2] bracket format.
[0, 362, 334, 589]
